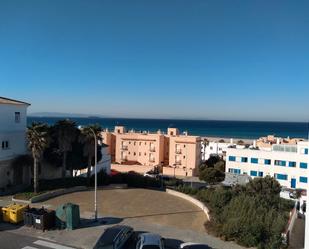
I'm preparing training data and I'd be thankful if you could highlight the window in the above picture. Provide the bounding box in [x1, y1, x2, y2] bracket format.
[183, 156, 185, 159]
[210, 146, 213, 150]
[274, 160, 286, 166]
[300, 162, 308, 169]
[251, 158, 258, 164]
[305, 148, 309, 155]
[133, 152, 136, 156]
[183, 145, 186, 148]
[228, 168, 241, 174]
[139, 152, 141, 156]
[134, 142, 136, 146]
[1, 141, 9, 150]
[258, 171, 263, 177]
[264, 159, 271, 165]
[300, 176, 308, 183]
[139, 142, 141, 145]
[275, 173, 288, 180]
[241, 157, 248, 163]
[15, 112, 21, 123]
[250, 170, 257, 177]
[288, 161, 296, 167]
[129, 141, 131, 144]
[229, 156, 236, 162]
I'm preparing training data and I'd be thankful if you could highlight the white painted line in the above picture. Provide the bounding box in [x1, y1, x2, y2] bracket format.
[33, 240, 76, 249]
[21, 247, 39, 249]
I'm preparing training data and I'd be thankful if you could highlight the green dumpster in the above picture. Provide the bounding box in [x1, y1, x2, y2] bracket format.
[55, 203, 80, 230]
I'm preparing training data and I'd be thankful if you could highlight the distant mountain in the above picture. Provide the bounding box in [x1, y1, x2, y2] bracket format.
[29, 112, 109, 118]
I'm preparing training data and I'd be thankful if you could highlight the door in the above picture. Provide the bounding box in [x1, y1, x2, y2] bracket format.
[291, 178, 296, 189]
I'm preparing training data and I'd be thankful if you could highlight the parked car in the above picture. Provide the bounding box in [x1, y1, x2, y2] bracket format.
[136, 233, 165, 249]
[144, 171, 158, 178]
[94, 225, 134, 249]
[179, 242, 210, 249]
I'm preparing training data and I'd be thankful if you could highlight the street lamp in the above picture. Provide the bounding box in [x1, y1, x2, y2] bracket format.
[79, 125, 98, 222]
[89, 128, 98, 222]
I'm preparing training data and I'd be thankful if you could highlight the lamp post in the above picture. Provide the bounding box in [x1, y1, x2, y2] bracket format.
[86, 127, 98, 222]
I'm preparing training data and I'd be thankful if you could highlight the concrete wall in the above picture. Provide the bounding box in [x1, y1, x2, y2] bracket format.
[112, 163, 154, 174]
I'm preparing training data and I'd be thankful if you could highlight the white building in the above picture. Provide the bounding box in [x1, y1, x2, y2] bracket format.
[73, 144, 111, 177]
[0, 96, 30, 191]
[226, 141, 309, 189]
[201, 138, 236, 160]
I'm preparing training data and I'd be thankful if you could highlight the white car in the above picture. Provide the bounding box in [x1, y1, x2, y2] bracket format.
[179, 242, 210, 249]
[136, 233, 165, 249]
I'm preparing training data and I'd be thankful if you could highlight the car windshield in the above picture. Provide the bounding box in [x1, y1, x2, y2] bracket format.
[142, 246, 161, 249]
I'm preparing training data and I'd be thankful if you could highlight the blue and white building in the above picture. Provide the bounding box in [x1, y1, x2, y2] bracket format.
[226, 141, 309, 189]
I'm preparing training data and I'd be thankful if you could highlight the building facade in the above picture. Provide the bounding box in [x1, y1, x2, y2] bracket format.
[226, 141, 309, 189]
[201, 138, 236, 160]
[102, 126, 201, 177]
[0, 97, 30, 191]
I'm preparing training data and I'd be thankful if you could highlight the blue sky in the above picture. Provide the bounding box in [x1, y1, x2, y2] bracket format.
[0, 0, 308, 121]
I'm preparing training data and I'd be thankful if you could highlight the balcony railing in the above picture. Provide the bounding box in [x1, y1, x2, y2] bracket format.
[121, 145, 128, 150]
[149, 147, 156, 152]
[175, 160, 182, 165]
[175, 149, 182, 154]
[149, 158, 155, 162]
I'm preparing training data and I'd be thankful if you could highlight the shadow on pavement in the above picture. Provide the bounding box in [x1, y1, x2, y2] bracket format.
[0, 222, 24, 232]
[122, 210, 202, 219]
[78, 216, 123, 229]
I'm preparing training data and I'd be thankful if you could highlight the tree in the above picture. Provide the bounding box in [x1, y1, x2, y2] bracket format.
[26, 122, 49, 193]
[214, 160, 226, 172]
[54, 119, 77, 178]
[79, 124, 102, 182]
[199, 167, 225, 184]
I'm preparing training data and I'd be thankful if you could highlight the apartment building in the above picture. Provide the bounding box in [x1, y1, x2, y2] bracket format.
[226, 141, 309, 189]
[201, 138, 236, 160]
[0, 96, 30, 191]
[101, 126, 201, 177]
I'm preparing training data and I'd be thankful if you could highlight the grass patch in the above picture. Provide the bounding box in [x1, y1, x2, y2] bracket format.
[14, 191, 47, 200]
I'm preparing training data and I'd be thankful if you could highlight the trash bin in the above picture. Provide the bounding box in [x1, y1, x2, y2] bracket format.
[2, 204, 13, 222]
[33, 208, 55, 231]
[9, 204, 28, 224]
[23, 208, 37, 227]
[2, 204, 28, 224]
[55, 203, 80, 230]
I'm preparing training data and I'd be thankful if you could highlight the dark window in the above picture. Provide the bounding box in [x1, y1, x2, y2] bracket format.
[15, 112, 21, 123]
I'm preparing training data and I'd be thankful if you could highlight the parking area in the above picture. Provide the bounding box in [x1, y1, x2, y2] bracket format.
[40, 188, 207, 233]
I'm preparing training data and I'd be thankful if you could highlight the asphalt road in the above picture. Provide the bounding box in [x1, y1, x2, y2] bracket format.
[0, 231, 79, 249]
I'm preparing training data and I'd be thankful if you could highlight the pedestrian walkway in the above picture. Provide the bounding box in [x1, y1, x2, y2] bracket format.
[21, 240, 77, 249]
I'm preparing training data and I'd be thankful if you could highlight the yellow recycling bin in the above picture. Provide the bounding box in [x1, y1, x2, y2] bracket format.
[2, 204, 28, 224]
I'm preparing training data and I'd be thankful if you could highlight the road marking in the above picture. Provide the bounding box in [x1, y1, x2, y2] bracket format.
[33, 240, 76, 249]
[21, 247, 39, 249]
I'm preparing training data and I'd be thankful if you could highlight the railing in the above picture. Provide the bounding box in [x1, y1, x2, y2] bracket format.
[175, 149, 182, 154]
[175, 160, 182, 165]
[149, 147, 156, 152]
[149, 158, 155, 162]
[121, 145, 128, 150]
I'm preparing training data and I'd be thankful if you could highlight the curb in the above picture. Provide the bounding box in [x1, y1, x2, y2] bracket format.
[165, 188, 211, 220]
[12, 186, 88, 204]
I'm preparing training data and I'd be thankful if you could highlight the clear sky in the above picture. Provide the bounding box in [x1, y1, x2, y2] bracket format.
[0, 0, 308, 121]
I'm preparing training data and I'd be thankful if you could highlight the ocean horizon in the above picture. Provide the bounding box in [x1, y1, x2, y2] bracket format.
[27, 116, 309, 140]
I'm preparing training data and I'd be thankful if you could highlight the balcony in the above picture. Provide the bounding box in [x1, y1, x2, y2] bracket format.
[149, 147, 156, 152]
[175, 160, 182, 165]
[121, 145, 128, 150]
[149, 158, 155, 163]
[175, 149, 182, 154]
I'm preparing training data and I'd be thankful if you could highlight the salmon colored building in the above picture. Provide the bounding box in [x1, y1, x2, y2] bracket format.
[101, 126, 201, 177]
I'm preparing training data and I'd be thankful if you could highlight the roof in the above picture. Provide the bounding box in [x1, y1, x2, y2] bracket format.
[0, 96, 31, 106]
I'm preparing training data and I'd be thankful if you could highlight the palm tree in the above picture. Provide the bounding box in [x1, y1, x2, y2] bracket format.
[27, 122, 49, 193]
[54, 119, 77, 178]
[79, 124, 102, 182]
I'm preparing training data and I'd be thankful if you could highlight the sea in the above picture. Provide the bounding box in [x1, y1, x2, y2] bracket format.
[27, 117, 309, 140]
